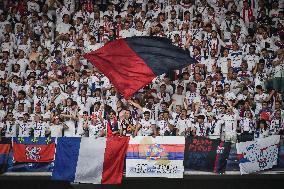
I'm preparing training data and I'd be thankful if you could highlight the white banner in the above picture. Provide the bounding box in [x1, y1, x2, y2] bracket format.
[236, 135, 280, 174]
[126, 136, 185, 178]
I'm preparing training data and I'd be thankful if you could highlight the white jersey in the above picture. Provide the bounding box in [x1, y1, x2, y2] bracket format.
[62, 107, 77, 137]
[18, 121, 33, 137]
[32, 122, 48, 137]
[193, 122, 208, 137]
[240, 118, 255, 133]
[156, 119, 174, 136]
[0, 121, 17, 137]
[175, 117, 191, 136]
[221, 114, 239, 133]
[88, 121, 105, 138]
[270, 119, 284, 135]
[138, 119, 155, 136]
[205, 120, 221, 139]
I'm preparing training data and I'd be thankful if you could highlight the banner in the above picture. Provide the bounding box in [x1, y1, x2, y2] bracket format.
[184, 136, 231, 173]
[126, 136, 185, 178]
[13, 137, 55, 163]
[237, 135, 280, 174]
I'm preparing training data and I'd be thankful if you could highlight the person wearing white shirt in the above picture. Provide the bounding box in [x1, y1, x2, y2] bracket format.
[254, 85, 269, 115]
[205, 113, 222, 139]
[220, 107, 239, 143]
[47, 116, 67, 137]
[133, 21, 148, 36]
[61, 100, 78, 137]
[56, 14, 72, 35]
[135, 111, 157, 136]
[229, 42, 243, 69]
[83, 114, 105, 138]
[218, 49, 231, 76]
[17, 113, 33, 137]
[243, 45, 259, 71]
[192, 115, 207, 137]
[32, 114, 48, 137]
[175, 109, 191, 136]
[0, 112, 17, 137]
[120, 21, 135, 38]
[171, 85, 185, 108]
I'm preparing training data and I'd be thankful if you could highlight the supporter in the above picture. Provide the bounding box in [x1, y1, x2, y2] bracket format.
[0, 0, 283, 140]
[83, 114, 105, 138]
[119, 109, 136, 136]
[134, 111, 156, 136]
[46, 116, 68, 137]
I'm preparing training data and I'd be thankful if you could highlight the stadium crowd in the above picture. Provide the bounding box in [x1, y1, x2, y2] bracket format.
[0, 0, 283, 143]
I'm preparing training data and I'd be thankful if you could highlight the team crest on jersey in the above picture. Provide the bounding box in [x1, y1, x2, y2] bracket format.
[25, 146, 42, 161]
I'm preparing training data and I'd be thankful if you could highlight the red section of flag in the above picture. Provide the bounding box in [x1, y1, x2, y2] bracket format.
[13, 143, 55, 163]
[0, 144, 10, 154]
[102, 136, 130, 184]
[83, 39, 156, 99]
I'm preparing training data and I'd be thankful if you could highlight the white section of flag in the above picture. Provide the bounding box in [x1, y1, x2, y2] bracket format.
[74, 138, 106, 183]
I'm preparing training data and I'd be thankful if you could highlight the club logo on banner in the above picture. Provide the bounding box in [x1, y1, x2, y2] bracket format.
[237, 135, 280, 174]
[25, 146, 42, 161]
[13, 137, 55, 163]
[184, 136, 231, 173]
[126, 136, 185, 178]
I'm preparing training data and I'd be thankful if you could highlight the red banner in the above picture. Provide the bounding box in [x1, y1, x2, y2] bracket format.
[13, 138, 55, 163]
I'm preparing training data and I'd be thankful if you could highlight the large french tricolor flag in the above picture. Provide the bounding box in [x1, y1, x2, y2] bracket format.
[52, 137, 129, 184]
[84, 36, 196, 99]
[126, 136, 185, 178]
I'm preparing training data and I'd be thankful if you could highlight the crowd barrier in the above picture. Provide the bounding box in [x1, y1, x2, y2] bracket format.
[1, 137, 284, 174]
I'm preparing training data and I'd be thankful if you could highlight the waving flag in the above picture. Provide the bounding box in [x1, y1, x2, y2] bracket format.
[52, 137, 129, 184]
[0, 138, 11, 174]
[236, 135, 280, 174]
[84, 36, 196, 99]
[13, 137, 55, 163]
[126, 136, 185, 178]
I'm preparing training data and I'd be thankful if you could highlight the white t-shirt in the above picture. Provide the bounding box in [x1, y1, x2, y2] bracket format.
[175, 117, 191, 135]
[138, 119, 155, 136]
[49, 124, 64, 137]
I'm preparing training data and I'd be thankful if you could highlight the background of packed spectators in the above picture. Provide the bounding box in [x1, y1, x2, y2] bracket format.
[0, 0, 283, 142]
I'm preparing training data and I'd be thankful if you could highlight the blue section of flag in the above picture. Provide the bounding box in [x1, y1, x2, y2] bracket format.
[0, 154, 6, 164]
[52, 137, 81, 181]
[13, 137, 55, 145]
[125, 37, 196, 76]
[126, 152, 184, 160]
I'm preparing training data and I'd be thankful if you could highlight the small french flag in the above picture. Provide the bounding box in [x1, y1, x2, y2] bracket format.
[52, 137, 129, 184]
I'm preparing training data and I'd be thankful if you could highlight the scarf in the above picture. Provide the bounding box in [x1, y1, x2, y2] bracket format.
[243, 7, 253, 22]
[107, 119, 118, 137]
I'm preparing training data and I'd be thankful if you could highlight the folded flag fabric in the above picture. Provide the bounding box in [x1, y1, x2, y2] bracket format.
[126, 136, 185, 178]
[236, 135, 280, 174]
[0, 137, 11, 174]
[184, 136, 231, 173]
[84, 36, 196, 99]
[52, 137, 129, 184]
[13, 137, 55, 163]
